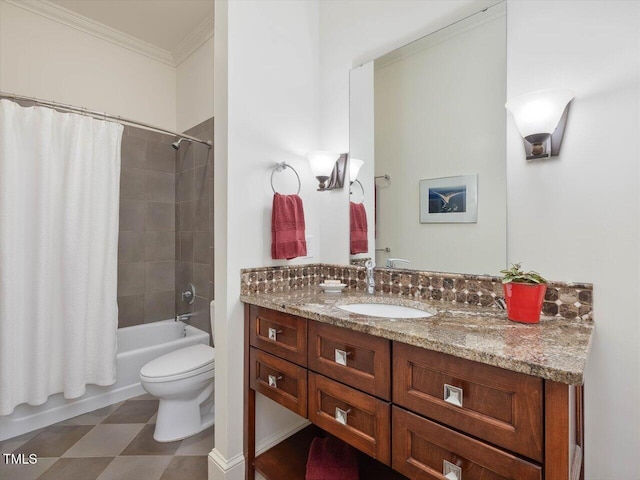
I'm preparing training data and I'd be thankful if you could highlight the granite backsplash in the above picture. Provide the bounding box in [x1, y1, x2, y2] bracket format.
[240, 264, 593, 322]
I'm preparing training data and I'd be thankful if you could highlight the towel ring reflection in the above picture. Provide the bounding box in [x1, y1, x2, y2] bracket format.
[271, 162, 301, 195]
[350, 179, 365, 203]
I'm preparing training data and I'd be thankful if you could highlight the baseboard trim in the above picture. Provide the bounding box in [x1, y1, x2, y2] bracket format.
[0, 383, 145, 441]
[208, 419, 311, 479]
[209, 448, 245, 480]
[255, 418, 311, 456]
[571, 445, 583, 480]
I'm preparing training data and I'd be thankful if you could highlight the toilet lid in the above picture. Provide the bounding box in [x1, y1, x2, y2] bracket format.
[140, 344, 215, 379]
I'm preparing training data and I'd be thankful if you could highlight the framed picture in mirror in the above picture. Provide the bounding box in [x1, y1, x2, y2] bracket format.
[419, 174, 478, 223]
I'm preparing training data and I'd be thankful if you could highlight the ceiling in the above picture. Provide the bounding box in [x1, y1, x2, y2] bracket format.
[49, 0, 214, 52]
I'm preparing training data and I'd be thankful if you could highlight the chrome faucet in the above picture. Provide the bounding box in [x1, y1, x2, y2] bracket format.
[386, 258, 410, 268]
[365, 260, 375, 294]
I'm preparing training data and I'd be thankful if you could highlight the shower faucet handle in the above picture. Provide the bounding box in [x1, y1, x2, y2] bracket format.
[181, 284, 196, 305]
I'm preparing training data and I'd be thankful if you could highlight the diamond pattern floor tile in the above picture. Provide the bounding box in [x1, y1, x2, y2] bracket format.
[2, 398, 209, 480]
[62, 424, 145, 458]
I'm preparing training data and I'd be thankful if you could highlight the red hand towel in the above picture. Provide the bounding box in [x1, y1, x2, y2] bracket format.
[350, 202, 368, 255]
[305, 436, 359, 480]
[272, 193, 307, 260]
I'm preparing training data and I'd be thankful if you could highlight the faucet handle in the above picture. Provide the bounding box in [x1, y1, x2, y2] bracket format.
[494, 297, 507, 310]
[386, 258, 410, 268]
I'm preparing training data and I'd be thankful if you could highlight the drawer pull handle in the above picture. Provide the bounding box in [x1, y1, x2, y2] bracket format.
[334, 348, 352, 366]
[335, 407, 351, 425]
[444, 384, 463, 407]
[443, 460, 462, 480]
[267, 327, 283, 341]
[267, 374, 283, 388]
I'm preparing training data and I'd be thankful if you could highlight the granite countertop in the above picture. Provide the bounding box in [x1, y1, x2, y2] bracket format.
[240, 287, 594, 386]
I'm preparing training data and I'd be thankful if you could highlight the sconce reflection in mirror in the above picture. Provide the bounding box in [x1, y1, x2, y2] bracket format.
[307, 151, 348, 191]
[349, 158, 364, 183]
[349, 158, 365, 201]
[506, 89, 574, 160]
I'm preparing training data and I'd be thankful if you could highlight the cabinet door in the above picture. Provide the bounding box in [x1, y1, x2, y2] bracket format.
[393, 407, 542, 480]
[308, 321, 391, 400]
[249, 306, 307, 366]
[393, 342, 543, 461]
[308, 372, 391, 465]
[249, 347, 307, 418]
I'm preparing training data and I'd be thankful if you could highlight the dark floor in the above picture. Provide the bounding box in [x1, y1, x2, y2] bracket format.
[0, 394, 213, 480]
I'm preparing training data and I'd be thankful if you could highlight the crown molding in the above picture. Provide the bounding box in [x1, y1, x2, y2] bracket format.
[172, 15, 214, 66]
[2, 0, 214, 67]
[3, 0, 174, 65]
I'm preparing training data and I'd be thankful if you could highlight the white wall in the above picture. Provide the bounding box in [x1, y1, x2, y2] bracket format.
[0, 0, 215, 134]
[177, 36, 214, 132]
[506, 2, 639, 478]
[0, 0, 177, 131]
[212, 0, 320, 477]
[318, 0, 639, 477]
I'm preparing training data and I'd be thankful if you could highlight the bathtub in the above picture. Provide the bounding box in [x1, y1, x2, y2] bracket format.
[0, 320, 210, 441]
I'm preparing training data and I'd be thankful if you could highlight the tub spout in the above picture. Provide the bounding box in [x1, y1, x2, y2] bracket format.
[175, 312, 193, 322]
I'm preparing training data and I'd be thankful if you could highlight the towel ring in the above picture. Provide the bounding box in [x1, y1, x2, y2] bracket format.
[271, 162, 301, 195]
[350, 179, 365, 203]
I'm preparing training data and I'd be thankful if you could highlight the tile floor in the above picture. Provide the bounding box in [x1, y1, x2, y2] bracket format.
[0, 394, 213, 480]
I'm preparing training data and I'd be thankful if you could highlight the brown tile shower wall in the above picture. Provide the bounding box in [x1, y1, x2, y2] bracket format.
[240, 264, 593, 322]
[117, 126, 176, 327]
[175, 118, 214, 336]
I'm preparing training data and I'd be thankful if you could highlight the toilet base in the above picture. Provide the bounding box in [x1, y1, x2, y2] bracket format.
[153, 385, 215, 442]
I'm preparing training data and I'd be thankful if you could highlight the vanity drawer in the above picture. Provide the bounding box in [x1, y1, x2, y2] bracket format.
[308, 321, 391, 400]
[249, 347, 307, 418]
[249, 306, 307, 366]
[392, 407, 542, 480]
[393, 342, 543, 462]
[308, 372, 390, 465]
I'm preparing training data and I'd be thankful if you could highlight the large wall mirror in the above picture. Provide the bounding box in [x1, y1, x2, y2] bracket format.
[349, 2, 507, 275]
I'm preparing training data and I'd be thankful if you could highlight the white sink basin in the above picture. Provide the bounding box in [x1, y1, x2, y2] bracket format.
[337, 303, 433, 319]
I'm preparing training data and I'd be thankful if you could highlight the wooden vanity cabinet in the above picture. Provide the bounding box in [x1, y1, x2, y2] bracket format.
[308, 320, 391, 400]
[249, 306, 307, 366]
[244, 304, 584, 480]
[308, 372, 391, 464]
[392, 407, 542, 480]
[393, 342, 543, 462]
[249, 347, 307, 417]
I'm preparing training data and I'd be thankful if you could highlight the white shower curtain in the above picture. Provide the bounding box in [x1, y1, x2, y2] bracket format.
[0, 99, 123, 415]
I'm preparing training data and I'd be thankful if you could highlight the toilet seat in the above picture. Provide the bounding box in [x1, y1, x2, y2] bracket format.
[140, 344, 215, 383]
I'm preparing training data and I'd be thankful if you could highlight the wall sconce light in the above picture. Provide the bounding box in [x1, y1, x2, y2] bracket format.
[349, 158, 364, 183]
[307, 151, 348, 191]
[506, 88, 574, 160]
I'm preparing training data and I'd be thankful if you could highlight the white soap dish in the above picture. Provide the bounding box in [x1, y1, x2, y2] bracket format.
[319, 283, 347, 294]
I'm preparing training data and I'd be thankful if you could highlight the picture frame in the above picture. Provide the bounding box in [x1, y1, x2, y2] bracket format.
[419, 174, 478, 223]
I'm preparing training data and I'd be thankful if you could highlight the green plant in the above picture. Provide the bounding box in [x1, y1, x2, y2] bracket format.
[500, 263, 547, 285]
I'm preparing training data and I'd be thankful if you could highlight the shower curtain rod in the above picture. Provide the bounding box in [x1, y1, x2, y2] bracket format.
[0, 92, 212, 149]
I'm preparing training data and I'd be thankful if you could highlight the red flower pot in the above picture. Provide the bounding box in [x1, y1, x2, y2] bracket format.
[503, 283, 547, 324]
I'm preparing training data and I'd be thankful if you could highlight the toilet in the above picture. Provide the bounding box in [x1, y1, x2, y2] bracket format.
[140, 343, 215, 442]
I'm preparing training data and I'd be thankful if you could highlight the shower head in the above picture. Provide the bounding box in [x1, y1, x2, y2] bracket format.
[172, 138, 191, 150]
